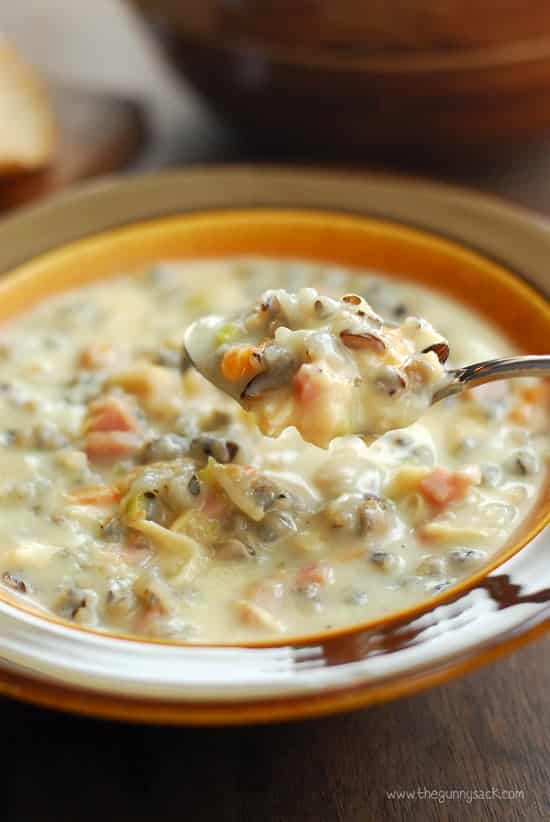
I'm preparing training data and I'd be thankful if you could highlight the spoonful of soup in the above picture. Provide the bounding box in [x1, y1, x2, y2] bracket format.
[183, 288, 550, 448]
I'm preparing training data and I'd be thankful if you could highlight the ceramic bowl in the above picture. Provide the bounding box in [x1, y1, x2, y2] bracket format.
[0, 167, 549, 723]
[131, 0, 550, 154]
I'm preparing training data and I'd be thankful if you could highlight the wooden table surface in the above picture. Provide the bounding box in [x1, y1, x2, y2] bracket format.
[1, 3, 550, 820]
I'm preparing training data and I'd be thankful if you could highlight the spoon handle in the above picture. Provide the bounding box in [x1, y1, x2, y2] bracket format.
[434, 355, 550, 402]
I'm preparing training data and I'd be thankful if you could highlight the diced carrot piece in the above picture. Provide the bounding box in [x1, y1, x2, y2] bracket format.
[220, 346, 263, 382]
[519, 380, 550, 405]
[79, 342, 116, 370]
[520, 386, 540, 404]
[507, 406, 530, 426]
[419, 467, 473, 511]
[87, 396, 139, 433]
[295, 561, 335, 589]
[66, 485, 122, 505]
[292, 364, 322, 404]
[85, 431, 142, 461]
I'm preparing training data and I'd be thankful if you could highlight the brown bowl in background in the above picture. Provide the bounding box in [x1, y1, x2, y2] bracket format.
[131, 0, 550, 157]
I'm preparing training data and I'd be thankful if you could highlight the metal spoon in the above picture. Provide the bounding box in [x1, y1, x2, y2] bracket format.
[185, 317, 550, 407]
[183, 316, 252, 401]
[432, 355, 550, 403]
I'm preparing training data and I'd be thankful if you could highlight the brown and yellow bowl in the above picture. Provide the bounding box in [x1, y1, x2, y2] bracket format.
[131, 0, 550, 154]
[0, 167, 549, 724]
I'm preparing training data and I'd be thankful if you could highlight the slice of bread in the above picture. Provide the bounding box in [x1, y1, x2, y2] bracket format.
[0, 38, 55, 175]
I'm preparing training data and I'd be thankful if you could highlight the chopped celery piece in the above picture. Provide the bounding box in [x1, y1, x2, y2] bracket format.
[215, 323, 240, 346]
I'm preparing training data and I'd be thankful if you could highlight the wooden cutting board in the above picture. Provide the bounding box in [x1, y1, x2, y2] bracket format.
[0, 85, 145, 212]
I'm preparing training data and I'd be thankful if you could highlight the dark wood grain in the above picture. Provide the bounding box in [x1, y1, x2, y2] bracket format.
[2, 636, 548, 821]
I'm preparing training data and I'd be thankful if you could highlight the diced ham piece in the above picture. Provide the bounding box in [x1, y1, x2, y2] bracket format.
[86, 395, 139, 434]
[292, 364, 323, 405]
[290, 364, 353, 446]
[200, 488, 232, 520]
[85, 431, 142, 462]
[418, 466, 475, 512]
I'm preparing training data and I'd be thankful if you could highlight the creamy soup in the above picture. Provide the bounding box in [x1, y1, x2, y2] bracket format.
[0, 257, 548, 643]
[185, 287, 449, 446]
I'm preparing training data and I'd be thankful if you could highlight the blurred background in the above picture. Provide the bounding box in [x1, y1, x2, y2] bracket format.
[3, 0, 550, 210]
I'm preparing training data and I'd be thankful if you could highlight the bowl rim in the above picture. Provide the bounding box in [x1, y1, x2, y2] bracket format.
[137, 11, 550, 75]
[2, 164, 550, 272]
[0, 166, 549, 724]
